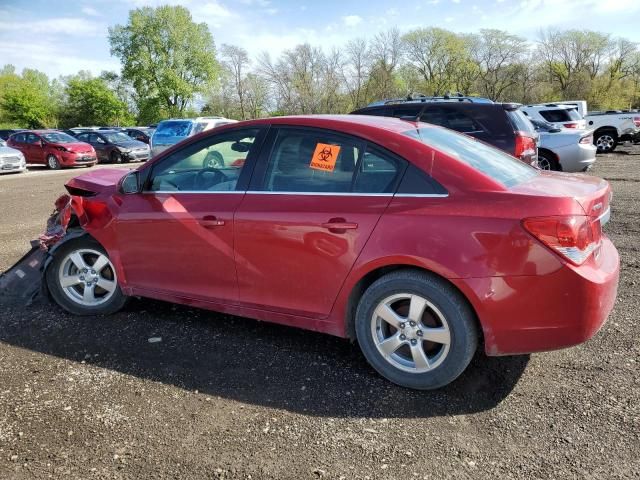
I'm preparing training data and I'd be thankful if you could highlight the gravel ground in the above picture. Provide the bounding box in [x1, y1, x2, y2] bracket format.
[0, 151, 638, 479]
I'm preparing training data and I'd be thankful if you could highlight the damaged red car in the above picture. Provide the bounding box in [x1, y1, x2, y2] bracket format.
[41, 115, 619, 390]
[7, 130, 97, 169]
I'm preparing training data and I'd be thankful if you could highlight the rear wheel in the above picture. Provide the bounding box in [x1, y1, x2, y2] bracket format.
[46, 154, 60, 170]
[537, 151, 560, 171]
[46, 237, 128, 316]
[355, 270, 478, 390]
[594, 131, 617, 153]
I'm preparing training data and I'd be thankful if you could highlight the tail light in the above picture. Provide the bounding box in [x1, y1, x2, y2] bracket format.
[579, 135, 593, 144]
[633, 116, 640, 127]
[514, 132, 536, 163]
[563, 123, 578, 128]
[523, 215, 602, 266]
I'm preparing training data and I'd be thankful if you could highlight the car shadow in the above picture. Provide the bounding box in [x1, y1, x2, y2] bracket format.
[0, 298, 529, 418]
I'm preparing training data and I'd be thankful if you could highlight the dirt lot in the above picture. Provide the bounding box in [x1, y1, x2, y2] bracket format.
[0, 151, 638, 479]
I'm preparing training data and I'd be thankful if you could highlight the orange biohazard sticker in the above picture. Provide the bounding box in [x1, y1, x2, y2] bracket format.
[310, 143, 341, 172]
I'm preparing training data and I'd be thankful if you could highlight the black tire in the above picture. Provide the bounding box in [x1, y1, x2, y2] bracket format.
[46, 154, 61, 170]
[594, 131, 617, 153]
[203, 151, 224, 169]
[537, 151, 561, 171]
[355, 270, 478, 390]
[110, 151, 123, 163]
[46, 237, 128, 316]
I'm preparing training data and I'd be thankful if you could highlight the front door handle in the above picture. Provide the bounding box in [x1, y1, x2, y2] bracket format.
[200, 215, 225, 228]
[321, 218, 358, 232]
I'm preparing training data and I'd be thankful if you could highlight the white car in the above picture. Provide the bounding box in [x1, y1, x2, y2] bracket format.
[150, 116, 238, 157]
[529, 120, 596, 172]
[521, 104, 586, 130]
[0, 140, 27, 174]
[584, 110, 640, 153]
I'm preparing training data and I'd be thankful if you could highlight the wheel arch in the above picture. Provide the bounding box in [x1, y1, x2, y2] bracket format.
[593, 126, 618, 138]
[343, 263, 484, 347]
[537, 148, 562, 171]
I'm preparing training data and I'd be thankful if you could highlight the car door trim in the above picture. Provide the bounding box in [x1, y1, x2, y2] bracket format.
[244, 191, 394, 197]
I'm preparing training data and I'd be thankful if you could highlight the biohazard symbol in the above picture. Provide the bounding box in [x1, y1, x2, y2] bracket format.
[310, 143, 340, 172]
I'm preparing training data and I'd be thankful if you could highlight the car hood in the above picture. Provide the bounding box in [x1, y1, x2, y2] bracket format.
[512, 171, 610, 216]
[113, 140, 148, 149]
[0, 146, 22, 156]
[65, 168, 130, 196]
[52, 142, 94, 152]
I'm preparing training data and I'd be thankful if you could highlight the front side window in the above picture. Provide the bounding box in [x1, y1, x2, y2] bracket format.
[149, 129, 260, 192]
[404, 125, 537, 188]
[103, 132, 133, 143]
[261, 129, 403, 194]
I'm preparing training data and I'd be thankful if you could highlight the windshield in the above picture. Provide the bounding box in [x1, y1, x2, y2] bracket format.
[41, 132, 77, 143]
[103, 132, 135, 143]
[404, 126, 538, 188]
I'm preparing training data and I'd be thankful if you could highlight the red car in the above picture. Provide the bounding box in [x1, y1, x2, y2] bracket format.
[42, 115, 619, 389]
[7, 130, 97, 169]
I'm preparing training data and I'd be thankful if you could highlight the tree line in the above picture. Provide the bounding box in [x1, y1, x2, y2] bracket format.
[1, 5, 639, 129]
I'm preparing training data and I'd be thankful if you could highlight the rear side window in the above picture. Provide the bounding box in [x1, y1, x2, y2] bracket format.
[507, 110, 536, 135]
[404, 126, 537, 188]
[13, 133, 26, 143]
[261, 129, 404, 194]
[421, 105, 512, 137]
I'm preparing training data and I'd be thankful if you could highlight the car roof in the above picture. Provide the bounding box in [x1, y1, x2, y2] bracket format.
[234, 114, 427, 135]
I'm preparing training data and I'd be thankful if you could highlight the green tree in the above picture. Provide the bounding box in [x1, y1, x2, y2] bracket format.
[60, 75, 133, 127]
[0, 67, 58, 128]
[108, 5, 219, 120]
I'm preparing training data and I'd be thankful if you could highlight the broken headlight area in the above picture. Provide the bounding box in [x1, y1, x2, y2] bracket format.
[1, 194, 85, 306]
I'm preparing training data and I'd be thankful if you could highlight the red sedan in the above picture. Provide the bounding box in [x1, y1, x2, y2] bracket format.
[43, 115, 619, 389]
[8, 130, 97, 169]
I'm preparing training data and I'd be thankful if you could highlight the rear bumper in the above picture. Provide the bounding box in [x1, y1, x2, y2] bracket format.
[456, 237, 619, 356]
[557, 143, 597, 173]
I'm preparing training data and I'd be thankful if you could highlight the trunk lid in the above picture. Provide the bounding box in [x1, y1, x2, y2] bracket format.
[512, 171, 611, 218]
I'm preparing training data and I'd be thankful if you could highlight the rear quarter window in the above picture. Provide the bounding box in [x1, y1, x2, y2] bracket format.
[507, 110, 536, 135]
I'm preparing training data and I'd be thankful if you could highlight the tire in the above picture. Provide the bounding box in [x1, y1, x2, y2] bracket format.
[355, 270, 478, 390]
[203, 151, 224, 169]
[46, 154, 61, 170]
[537, 151, 560, 171]
[594, 131, 617, 153]
[46, 237, 128, 316]
[110, 151, 123, 164]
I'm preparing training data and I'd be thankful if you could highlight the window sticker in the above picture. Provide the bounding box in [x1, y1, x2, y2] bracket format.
[310, 143, 341, 172]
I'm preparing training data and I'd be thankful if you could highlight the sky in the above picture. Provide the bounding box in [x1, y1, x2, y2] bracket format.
[1, 0, 640, 79]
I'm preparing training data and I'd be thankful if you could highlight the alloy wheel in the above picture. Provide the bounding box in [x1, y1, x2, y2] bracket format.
[596, 135, 615, 152]
[57, 248, 117, 307]
[537, 156, 551, 170]
[47, 155, 60, 169]
[371, 293, 451, 373]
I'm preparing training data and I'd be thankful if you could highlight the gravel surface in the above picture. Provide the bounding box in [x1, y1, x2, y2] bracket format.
[0, 151, 638, 479]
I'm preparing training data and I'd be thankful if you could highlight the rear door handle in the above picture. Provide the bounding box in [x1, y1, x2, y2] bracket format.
[321, 218, 358, 232]
[200, 215, 225, 228]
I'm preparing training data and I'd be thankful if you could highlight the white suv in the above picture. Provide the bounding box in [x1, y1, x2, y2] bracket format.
[521, 104, 586, 130]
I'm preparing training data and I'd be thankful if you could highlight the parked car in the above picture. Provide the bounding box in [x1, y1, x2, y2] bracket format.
[530, 119, 597, 172]
[0, 139, 27, 174]
[7, 130, 97, 169]
[43, 115, 619, 390]
[124, 127, 155, 145]
[0, 129, 27, 141]
[584, 110, 640, 152]
[150, 117, 237, 157]
[75, 130, 151, 163]
[351, 97, 539, 167]
[521, 104, 587, 130]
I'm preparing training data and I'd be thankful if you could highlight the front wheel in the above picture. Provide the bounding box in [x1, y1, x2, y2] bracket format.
[46, 154, 61, 170]
[46, 237, 128, 316]
[110, 151, 123, 163]
[355, 270, 478, 390]
[594, 132, 617, 153]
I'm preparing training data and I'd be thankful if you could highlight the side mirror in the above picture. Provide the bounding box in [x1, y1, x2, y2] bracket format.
[120, 171, 140, 194]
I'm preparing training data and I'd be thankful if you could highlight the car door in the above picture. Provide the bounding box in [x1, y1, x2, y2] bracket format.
[25, 133, 45, 164]
[88, 133, 108, 161]
[234, 127, 407, 318]
[8, 133, 28, 160]
[113, 127, 266, 303]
